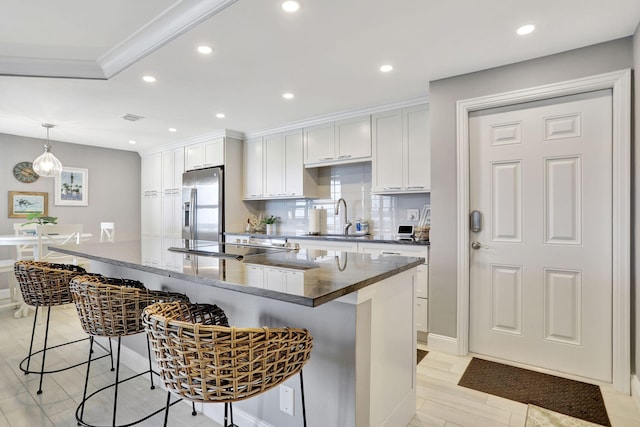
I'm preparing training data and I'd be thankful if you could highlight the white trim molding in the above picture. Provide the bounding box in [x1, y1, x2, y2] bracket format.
[632, 375, 640, 412]
[0, 0, 238, 79]
[426, 333, 459, 355]
[455, 69, 632, 394]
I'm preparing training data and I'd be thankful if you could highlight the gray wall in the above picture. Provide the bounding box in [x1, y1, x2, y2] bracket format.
[428, 37, 634, 338]
[0, 132, 141, 260]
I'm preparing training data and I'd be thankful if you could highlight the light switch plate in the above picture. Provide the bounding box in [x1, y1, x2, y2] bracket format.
[407, 209, 419, 221]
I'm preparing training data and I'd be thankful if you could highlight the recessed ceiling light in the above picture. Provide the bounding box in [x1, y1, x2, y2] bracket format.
[282, 92, 294, 100]
[168, 128, 177, 132]
[380, 64, 393, 73]
[129, 140, 137, 145]
[142, 75, 156, 83]
[516, 24, 535, 35]
[282, 1, 301, 12]
[216, 113, 226, 119]
[197, 45, 213, 54]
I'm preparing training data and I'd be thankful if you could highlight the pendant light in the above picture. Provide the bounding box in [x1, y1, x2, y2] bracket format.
[32, 123, 63, 177]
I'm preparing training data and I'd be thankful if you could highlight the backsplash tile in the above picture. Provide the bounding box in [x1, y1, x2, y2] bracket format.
[260, 163, 430, 238]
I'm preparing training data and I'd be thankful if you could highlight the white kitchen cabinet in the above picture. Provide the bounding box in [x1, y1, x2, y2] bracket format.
[304, 115, 372, 167]
[372, 104, 430, 194]
[245, 130, 318, 200]
[185, 138, 224, 171]
[161, 148, 184, 238]
[243, 137, 264, 199]
[358, 242, 429, 334]
[141, 153, 162, 237]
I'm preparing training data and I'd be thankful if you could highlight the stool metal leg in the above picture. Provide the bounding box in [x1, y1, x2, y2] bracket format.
[300, 370, 307, 427]
[79, 336, 95, 424]
[192, 402, 196, 416]
[112, 337, 122, 427]
[25, 305, 39, 374]
[108, 338, 114, 371]
[37, 306, 53, 395]
[163, 391, 171, 427]
[145, 336, 155, 389]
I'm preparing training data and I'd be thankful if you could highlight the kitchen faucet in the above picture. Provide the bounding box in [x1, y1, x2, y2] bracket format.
[335, 198, 352, 235]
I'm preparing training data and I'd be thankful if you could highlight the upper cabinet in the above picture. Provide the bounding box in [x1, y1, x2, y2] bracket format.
[244, 130, 318, 200]
[304, 115, 371, 167]
[372, 104, 430, 194]
[185, 138, 224, 171]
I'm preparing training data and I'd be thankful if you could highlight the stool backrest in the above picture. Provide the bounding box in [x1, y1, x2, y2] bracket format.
[14, 260, 87, 306]
[143, 301, 312, 403]
[70, 275, 189, 337]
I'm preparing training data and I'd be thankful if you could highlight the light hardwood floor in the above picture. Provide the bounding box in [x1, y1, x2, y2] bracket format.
[0, 306, 639, 426]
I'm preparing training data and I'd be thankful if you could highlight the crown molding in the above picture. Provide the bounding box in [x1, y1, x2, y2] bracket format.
[138, 128, 244, 156]
[244, 95, 430, 138]
[0, 0, 237, 79]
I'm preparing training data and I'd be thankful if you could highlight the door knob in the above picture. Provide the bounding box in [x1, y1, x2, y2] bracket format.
[471, 241, 482, 250]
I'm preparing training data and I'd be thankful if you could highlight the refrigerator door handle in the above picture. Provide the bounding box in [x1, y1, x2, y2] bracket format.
[189, 188, 197, 240]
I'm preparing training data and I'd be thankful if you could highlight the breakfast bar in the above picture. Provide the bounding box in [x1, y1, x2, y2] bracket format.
[51, 239, 423, 427]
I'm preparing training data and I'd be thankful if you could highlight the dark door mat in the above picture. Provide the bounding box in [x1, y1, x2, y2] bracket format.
[417, 349, 428, 364]
[458, 358, 610, 426]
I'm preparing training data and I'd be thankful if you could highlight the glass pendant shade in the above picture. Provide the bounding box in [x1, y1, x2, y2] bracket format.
[33, 124, 63, 177]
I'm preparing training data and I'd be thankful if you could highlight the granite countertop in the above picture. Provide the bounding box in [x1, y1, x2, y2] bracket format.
[224, 231, 430, 246]
[51, 239, 424, 307]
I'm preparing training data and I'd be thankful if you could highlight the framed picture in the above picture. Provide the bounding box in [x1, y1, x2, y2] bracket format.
[55, 167, 89, 206]
[8, 191, 48, 218]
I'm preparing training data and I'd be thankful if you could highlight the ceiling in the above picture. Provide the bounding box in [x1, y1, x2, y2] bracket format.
[1, 0, 639, 154]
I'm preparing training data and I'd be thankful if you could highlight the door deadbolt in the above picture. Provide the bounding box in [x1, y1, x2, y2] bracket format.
[470, 210, 482, 232]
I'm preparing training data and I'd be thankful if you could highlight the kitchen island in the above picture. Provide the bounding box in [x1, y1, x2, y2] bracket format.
[52, 239, 423, 427]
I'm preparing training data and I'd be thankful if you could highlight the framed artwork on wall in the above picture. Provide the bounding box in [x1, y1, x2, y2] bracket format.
[55, 167, 89, 206]
[8, 191, 48, 218]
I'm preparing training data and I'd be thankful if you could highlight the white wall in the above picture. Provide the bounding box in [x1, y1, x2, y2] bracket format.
[633, 24, 640, 378]
[0, 132, 141, 258]
[428, 37, 634, 338]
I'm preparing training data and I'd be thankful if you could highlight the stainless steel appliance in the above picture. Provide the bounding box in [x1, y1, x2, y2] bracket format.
[181, 167, 223, 244]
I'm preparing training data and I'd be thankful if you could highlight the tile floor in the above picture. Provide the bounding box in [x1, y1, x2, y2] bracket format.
[0, 305, 639, 426]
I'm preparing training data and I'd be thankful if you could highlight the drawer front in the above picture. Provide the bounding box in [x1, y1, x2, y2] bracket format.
[416, 297, 428, 333]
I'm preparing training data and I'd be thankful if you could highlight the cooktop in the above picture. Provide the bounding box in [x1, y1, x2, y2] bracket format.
[168, 241, 289, 260]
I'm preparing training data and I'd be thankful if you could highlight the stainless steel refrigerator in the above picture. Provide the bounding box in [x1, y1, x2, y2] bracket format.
[181, 167, 223, 245]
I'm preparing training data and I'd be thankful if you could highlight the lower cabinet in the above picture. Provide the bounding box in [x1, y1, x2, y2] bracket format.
[358, 243, 429, 334]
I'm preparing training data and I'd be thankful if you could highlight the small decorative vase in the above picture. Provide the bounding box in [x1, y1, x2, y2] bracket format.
[266, 224, 275, 235]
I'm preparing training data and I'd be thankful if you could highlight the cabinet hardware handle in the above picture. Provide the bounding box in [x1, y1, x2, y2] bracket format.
[407, 186, 425, 189]
[381, 251, 401, 255]
[383, 187, 402, 190]
[319, 157, 334, 161]
[337, 154, 352, 159]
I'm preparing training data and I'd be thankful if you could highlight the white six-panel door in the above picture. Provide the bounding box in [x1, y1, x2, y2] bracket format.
[468, 89, 613, 382]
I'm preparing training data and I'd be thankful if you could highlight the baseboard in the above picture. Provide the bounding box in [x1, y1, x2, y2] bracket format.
[631, 374, 640, 411]
[114, 342, 272, 426]
[426, 333, 459, 355]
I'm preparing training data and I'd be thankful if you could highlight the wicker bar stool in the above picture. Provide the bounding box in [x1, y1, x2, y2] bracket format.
[70, 274, 191, 427]
[143, 301, 313, 427]
[13, 260, 111, 395]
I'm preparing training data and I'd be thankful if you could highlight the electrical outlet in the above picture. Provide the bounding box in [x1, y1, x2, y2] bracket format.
[407, 209, 419, 221]
[279, 385, 294, 416]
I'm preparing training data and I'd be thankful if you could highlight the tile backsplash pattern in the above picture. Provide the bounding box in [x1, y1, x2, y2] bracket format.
[260, 163, 430, 238]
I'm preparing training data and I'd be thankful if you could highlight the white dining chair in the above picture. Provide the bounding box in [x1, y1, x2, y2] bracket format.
[36, 224, 85, 266]
[13, 223, 37, 261]
[0, 259, 20, 312]
[100, 222, 115, 243]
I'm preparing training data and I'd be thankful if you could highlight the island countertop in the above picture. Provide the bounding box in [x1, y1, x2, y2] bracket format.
[51, 239, 424, 307]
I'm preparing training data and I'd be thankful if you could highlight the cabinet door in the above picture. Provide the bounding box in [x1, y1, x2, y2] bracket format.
[204, 138, 225, 168]
[372, 110, 403, 192]
[185, 144, 204, 170]
[141, 153, 162, 192]
[161, 148, 184, 191]
[244, 137, 264, 198]
[263, 133, 284, 197]
[304, 122, 335, 165]
[283, 129, 304, 196]
[335, 115, 371, 160]
[264, 267, 287, 291]
[404, 105, 430, 191]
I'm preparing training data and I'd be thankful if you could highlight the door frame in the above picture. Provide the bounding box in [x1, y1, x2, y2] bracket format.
[455, 69, 631, 393]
